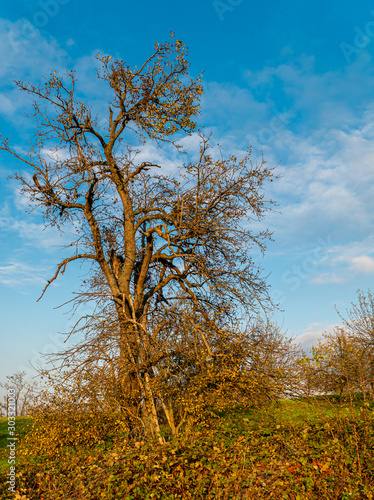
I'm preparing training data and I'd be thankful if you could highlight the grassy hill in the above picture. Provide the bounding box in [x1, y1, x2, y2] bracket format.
[0, 396, 373, 499]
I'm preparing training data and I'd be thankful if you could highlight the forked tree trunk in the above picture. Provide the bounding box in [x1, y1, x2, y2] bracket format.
[118, 327, 142, 428]
[160, 395, 177, 436]
[118, 319, 164, 441]
[143, 372, 164, 443]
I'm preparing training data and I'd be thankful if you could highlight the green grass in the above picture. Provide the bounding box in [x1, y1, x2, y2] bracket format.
[263, 397, 360, 425]
[214, 393, 372, 430]
[0, 416, 33, 471]
[1, 396, 374, 499]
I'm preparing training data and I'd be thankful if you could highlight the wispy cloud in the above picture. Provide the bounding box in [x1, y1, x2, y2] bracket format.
[310, 273, 346, 285]
[0, 199, 73, 251]
[0, 261, 47, 287]
[294, 322, 336, 351]
[0, 18, 69, 125]
[308, 237, 374, 284]
[349, 255, 374, 273]
[194, 57, 374, 264]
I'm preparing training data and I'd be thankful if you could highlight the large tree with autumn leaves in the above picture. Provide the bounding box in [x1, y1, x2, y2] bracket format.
[1, 36, 277, 439]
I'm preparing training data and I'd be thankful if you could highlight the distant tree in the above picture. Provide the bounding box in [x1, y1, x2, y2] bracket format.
[0, 371, 38, 416]
[338, 289, 374, 388]
[243, 320, 301, 399]
[1, 36, 276, 438]
[298, 327, 372, 397]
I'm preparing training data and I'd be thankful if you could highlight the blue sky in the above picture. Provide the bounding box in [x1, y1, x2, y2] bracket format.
[1, 0, 374, 382]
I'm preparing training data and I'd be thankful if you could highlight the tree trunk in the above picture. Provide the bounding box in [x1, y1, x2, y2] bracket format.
[118, 323, 142, 428]
[160, 395, 177, 436]
[143, 372, 164, 443]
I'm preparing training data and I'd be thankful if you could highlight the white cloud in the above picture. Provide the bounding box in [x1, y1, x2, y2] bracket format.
[307, 238, 374, 285]
[294, 322, 336, 351]
[0, 201, 72, 250]
[0, 18, 68, 76]
[0, 18, 69, 129]
[310, 273, 346, 285]
[0, 94, 15, 115]
[0, 261, 46, 287]
[198, 57, 374, 253]
[17, 221, 73, 249]
[349, 255, 374, 274]
[244, 54, 374, 131]
[184, 72, 374, 295]
[256, 122, 374, 249]
[41, 147, 73, 163]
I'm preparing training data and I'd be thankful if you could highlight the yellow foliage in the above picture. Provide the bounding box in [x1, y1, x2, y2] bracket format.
[20, 408, 125, 457]
[20, 379, 127, 457]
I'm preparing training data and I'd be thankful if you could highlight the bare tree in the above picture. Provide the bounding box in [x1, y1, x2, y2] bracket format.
[0, 372, 38, 416]
[1, 37, 276, 438]
[244, 320, 302, 399]
[338, 289, 374, 390]
[297, 327, 373, 398]
[339, 290, 374, 347]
